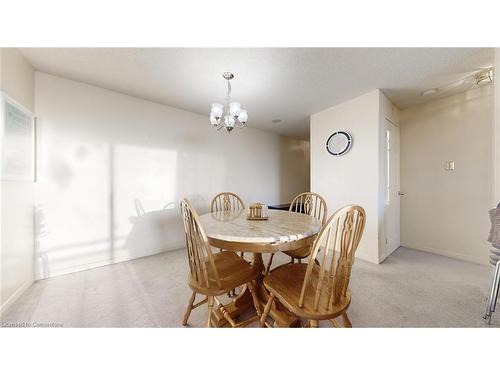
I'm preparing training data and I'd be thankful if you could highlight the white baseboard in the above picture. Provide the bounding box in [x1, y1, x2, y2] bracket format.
[36, 242, 186, 280]
[355, 252, 381, 265]
[379, 246, 399, 263]
[0, 278, 34, 318]
[400, 242, 488, 265]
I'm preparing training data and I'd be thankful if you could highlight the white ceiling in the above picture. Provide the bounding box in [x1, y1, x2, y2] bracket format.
[20, 48, 494, 139]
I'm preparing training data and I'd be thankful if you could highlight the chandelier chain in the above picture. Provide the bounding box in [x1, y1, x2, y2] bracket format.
[225, 81, 231, 113]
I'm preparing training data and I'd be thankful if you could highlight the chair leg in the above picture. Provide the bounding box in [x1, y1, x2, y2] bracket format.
[490, 263, 500, 324]
[484, 270, 494, 319]
[182, 291, 197, 326]
[485, 261, 500, 322]
[309, 320, 319, 328]
[206, 296, 214, 328]
[342, 312, 352, 328]
[330, 318, 341, 328]
[298, 258, 302, 264]
[214, 297, 237, 327]
[260, 293, 275, 327]
[247, 282, 262, 316]
[490, 260, 500, 315]
[265, 253, 275, 274]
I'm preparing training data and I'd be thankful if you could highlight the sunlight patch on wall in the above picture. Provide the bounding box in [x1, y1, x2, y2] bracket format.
[35, 137, 181, 279]
[35, 138, 110, 279]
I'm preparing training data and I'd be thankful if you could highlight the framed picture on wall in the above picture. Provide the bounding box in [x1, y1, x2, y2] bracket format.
[1, 92, 35, 181]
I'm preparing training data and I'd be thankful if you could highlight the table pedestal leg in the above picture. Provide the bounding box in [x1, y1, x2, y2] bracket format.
[210, 252, 300, 327]
[210, 285, 254, 327]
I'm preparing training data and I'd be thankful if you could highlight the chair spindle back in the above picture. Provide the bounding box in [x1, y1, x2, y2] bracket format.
[290, 192, 328, 225]
[180, 199, 221, 289]
[299, 205, 366, 311]
[211, 192, 245, 213]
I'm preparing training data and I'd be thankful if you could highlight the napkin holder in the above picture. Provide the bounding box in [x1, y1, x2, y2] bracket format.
[247, 203, 269, 220]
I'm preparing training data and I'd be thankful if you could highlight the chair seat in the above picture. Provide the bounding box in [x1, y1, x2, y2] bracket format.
[189, 251, 259, 296]
[283, 245, 312, 259]
[263, 263, 350, 320]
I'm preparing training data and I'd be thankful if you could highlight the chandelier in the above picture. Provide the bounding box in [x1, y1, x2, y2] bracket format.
[209, 72, 248, 132]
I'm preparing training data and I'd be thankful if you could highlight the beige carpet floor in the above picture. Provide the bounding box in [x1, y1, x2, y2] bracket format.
[1, 247, 498, 327]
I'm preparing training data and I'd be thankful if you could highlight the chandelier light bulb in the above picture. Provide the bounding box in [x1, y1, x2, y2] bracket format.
[210, 115, 218, 126]
[210, 103, 223, 119]
[237, 109, 248, 124]
[229, 102, 241, 117]
[224, 115, 235, 132]
[224, 115, 235, 127]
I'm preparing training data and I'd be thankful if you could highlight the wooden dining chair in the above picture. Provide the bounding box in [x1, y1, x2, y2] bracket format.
[260, 205, 366, 328]
[211, 192, 246, 262]
[265, 192, 327, 273]
[211, 192, 245, 213]
[180, 198, 262, 327]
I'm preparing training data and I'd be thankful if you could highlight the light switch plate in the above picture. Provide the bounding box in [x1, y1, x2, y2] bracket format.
[446, 161, 455, 171]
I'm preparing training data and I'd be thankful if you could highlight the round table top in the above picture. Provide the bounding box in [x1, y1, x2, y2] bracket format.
[199, 209, 321, 245]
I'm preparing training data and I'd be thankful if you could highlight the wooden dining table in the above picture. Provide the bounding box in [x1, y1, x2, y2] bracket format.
[199, 209, 321, 327]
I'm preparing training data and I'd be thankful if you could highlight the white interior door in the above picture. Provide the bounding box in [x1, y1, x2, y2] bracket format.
[384, 119, 400, 258]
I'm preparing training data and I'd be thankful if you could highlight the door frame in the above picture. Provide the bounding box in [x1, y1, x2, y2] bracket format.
[381, 117, 401, 261]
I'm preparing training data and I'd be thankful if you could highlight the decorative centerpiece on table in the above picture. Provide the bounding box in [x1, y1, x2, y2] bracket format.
[247, 203, 269, 220]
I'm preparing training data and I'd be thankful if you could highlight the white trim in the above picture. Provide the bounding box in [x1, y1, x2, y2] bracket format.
[400, 242, 488, 265]
[1, 91, 34, 116]
[382, 118, 401, 261]
[0, 92, 36, 319]
[379, 245, 399, 263]
[1, 91, 35, 182]
[0, 278, 34, 318]
[355, 251, 381, 265]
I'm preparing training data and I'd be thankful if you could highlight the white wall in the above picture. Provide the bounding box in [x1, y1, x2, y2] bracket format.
[34, 72, 309, 279]
[0, 48, 35, 314]
[279, 137, 310, 203]
[400, 85, 492, 265]
[311, 90, 382, 263]
[1, 49, 35, 110]
[495, 49, 500, 205]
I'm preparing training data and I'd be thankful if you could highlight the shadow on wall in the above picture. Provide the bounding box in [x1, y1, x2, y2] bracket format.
[279, 136, 310, 204]
[126, 200, 183, 258]
[127, 193, 208, 254]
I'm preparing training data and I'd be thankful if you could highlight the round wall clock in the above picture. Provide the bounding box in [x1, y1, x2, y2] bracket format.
[326, 131, 353, 156]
